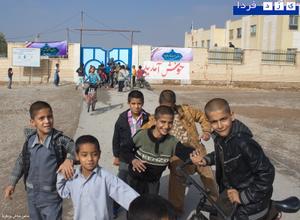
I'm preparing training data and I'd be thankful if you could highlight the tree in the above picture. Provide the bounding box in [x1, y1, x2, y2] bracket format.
[0, 32, 7, 57]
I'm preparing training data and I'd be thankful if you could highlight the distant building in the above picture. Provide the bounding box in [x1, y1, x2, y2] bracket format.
[185, 15, 300, 51]
[185, 25, 226, 49]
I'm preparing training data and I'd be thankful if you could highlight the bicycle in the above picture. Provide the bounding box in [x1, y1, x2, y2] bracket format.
[123, 76, 132, 92]
[177, 160, 300, 220]
[84, 83, 98, 113]
[136, 76, 152, 91]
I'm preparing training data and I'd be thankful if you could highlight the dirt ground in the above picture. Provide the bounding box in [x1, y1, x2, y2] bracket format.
[0, 83, 299, 219]
[0, 83, 82, 219]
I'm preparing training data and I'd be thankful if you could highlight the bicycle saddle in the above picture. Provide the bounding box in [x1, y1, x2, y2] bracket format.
[273, 196, 300, 213]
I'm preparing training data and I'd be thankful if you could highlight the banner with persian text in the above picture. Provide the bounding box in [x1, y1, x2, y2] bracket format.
[143, 61, 190, 80]
[26, 40, 67, 56]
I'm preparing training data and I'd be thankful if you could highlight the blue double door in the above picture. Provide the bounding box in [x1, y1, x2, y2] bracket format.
[81, 47, 132, 75]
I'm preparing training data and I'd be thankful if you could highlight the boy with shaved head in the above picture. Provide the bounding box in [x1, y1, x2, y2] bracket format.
[200, 98, 275, 220]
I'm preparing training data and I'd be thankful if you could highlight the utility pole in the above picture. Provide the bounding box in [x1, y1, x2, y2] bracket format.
[130, 31, 134, 47]
[35, 33, 40, 42]
[66, 28, 70, 43]
[80, 10, 84, 46]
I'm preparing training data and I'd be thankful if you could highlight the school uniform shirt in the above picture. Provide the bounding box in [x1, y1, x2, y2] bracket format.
[56, 165, 139, 220]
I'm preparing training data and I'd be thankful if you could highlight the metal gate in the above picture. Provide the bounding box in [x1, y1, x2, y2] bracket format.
[81, 47, 132, 75]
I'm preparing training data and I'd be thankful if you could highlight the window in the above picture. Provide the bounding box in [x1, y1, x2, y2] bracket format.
[289, 15, 298, 30]
[201, 40, 205, 48]
[237, 28, 242, 38]
[229, 29, 234, 40]
[207, 40, 210, 48]
[250, 25, 256, 36]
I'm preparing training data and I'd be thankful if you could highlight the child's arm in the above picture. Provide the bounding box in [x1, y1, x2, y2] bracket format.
[203, 151, 216, 166]
[112, 119, 121, 166]
[107, 172, 139, 210]
[4, 151, 25, 200]
[185, 105, 212, 141]
[238, 139, 275, 205]
[56, 172, 71, 199]
[121, 135, 146, 173]
[57, 135, 75, 179]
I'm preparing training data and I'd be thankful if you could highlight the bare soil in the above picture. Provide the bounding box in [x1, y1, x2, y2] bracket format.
[0, 83, 82, 219]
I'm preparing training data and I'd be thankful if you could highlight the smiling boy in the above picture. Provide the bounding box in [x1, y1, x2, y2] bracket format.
[57, 135, 139, 220]
[200, 98, 275, 220]
[4, 101, 75, 220]
[123, 105, 202, 195]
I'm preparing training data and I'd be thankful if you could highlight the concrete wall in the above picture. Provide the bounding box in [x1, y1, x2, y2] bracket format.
[134, 45, 300, 88]
[0, 42, 80, 83]
[2, 42, 299, 88]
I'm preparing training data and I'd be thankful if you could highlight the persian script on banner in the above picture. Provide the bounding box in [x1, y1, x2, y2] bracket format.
[143, 61, 190, 80]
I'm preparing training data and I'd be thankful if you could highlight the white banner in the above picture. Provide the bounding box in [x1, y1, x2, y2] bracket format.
[143, 61, 190, 80]
[12, 48, 40, 67]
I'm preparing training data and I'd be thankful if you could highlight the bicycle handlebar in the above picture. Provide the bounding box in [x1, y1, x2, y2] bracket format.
[177, 160, 237, 220]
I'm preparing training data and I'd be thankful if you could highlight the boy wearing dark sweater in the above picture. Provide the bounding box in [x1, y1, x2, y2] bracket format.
[123, 105, 202, 195]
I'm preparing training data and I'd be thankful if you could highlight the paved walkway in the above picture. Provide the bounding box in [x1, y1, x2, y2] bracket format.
[73, 87, 299, 220]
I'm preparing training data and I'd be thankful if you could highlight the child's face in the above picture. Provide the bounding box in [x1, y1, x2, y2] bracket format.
[76, 143, 100, 173]
[206, 109, 234, 138]
[128, 98, 143, 116]
[30, 108, 53, 136]
[154, 114, 174, 137]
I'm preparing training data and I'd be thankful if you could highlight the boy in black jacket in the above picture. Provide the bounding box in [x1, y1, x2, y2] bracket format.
[199, 98, 275, 220]
[112, 90, 149, 217]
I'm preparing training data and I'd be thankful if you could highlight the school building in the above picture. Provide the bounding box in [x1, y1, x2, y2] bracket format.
[185, 15, 300, 51]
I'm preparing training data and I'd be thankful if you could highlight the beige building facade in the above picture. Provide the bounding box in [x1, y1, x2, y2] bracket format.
[185, 15, 300, 51]
[185, 25, 226, 48]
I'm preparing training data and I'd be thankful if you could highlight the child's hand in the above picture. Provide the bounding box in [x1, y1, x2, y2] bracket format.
[200, 132, 211, 141]
[113, 157, 120, 166]
[4, 185, 15, 200]
[190, 149, 207, 166]
[57, 159, 74, 180]
[227, 189, 241, 204]
[132, 159, 146, 173]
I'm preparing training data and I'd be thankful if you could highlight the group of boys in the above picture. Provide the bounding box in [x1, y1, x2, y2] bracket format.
[4, 89, 276, 220]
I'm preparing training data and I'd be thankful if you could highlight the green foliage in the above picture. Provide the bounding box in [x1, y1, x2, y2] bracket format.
[0, 32, 7, 57]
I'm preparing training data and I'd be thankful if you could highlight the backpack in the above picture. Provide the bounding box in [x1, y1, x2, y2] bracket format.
[22, 129, 67, 186]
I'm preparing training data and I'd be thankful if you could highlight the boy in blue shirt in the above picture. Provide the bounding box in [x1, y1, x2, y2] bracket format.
[57, 135, 139, 220]
[4, 101, 75, 220]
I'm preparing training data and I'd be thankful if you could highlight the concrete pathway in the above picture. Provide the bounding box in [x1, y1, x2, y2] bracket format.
[73, 87, 300, 220]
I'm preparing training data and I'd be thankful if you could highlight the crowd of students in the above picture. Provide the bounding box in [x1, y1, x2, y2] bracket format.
[4, 88, 277, 220]
[76, 60, 147, 93]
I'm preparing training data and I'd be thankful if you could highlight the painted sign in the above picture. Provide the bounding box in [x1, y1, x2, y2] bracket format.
[26, 40, 67, 56]
[151, 47, 193, 62]
[143, 61, 190, 80]
[12, 48, 40, 67]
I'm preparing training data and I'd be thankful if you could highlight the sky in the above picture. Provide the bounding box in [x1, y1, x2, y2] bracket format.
[1, 0, 243, 48]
